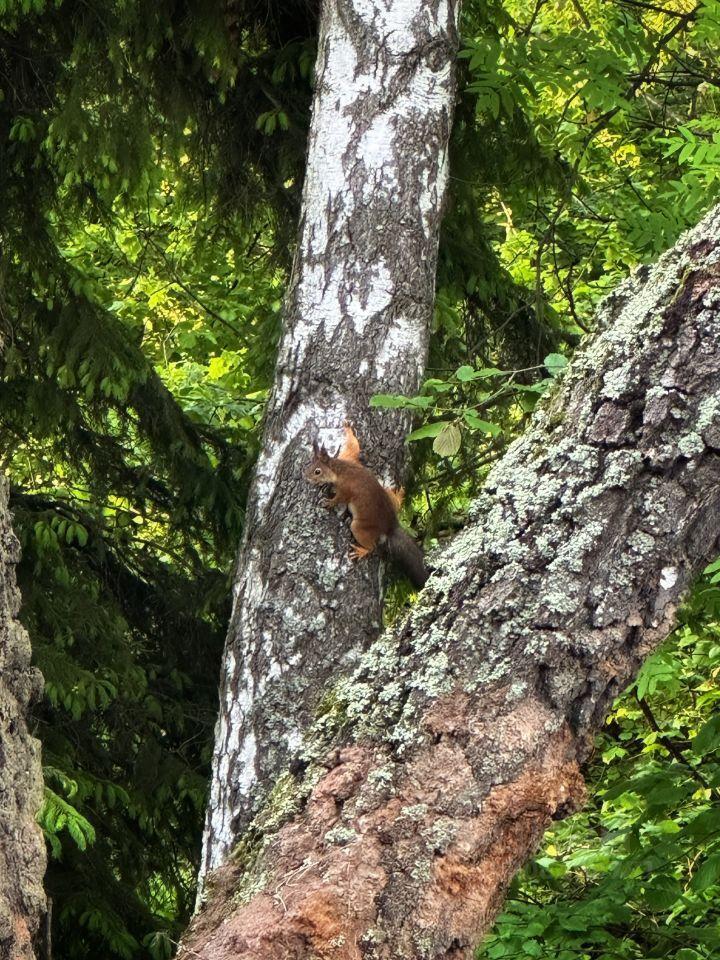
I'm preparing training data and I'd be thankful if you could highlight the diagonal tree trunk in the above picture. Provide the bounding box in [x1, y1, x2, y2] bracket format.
[199, 0, 461, 882]
[0, 475, 47, 960]
[182, 207, 720, 959]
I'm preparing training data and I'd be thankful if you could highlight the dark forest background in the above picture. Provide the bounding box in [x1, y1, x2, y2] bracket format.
[1, 0, 718, 956]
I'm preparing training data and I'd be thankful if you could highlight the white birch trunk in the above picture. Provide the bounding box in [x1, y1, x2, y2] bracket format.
[200, 0, 460, 882]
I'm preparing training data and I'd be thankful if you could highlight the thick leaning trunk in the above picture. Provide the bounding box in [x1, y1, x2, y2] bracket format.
[181, 208, 720, 959]
[0, 476, 46, 959]
[200, 0, 460, 879]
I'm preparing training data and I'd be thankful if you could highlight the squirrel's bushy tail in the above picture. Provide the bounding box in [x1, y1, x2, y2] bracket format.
[387, 527, 429, 589]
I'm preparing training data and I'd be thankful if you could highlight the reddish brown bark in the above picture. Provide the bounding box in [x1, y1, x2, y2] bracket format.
[186, 694, 585, 960]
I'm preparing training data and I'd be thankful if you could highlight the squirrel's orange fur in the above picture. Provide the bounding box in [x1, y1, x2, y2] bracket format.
[304, 425, 427, 587]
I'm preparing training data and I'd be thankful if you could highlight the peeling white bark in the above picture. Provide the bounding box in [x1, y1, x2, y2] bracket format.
[200, 0, 460, 883]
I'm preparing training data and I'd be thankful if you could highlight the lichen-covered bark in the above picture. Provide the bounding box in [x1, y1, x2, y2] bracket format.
[181, 208, 720, 959]
[0, 476, 47, 959]
[200, 0, 460, 879]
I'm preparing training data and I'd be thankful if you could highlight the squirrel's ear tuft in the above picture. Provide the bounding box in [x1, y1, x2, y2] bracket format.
[319, 444, 330, 461]
[312, 439, 320, 457]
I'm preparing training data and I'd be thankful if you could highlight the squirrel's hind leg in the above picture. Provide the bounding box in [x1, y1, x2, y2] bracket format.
[349, 520, 378, 562]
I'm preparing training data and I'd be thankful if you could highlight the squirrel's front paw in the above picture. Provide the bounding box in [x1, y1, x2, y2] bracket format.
[322, 498, 337, 510]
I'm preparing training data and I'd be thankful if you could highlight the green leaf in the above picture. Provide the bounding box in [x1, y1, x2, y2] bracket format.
[455, 365, 505, 382]
[558, 914, 590, 932]
[422, 377, 452, 393]
[642, 876, 682, 910]
[406, 395, 434, 409]
[690, 851, 720, 891]
[692, 714, 720, 755]
[544, 353, 568, 377]
[433, 423, 462, 457]
[521, 940, 542, 957]
[75, 524, 88, 547]
[406, 421, 448, 442]
[370, 394, 411, 409]
[463, 411, 502, 435]
[685, 808, 720, 841]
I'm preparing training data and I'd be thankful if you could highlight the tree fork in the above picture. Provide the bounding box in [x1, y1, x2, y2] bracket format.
[182, 208, 720, 958]
[200, 0, 461, 880]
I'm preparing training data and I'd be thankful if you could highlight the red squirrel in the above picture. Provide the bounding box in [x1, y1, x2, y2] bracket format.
[304, 425, 429, 588]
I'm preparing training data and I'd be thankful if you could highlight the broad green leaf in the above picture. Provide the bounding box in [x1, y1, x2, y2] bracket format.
[433, 423, 462, 457]
[544, 353, 568, 377]
[692, 714, 720, 755]
[463, 411, 502, 435]
[422, 377, 452, 393]
[691, 851, 720, 891]
[455, 365, 505, 382]
[369, 394, 410, 409]
[642, 876, 682, 910]
[406, 421, 448, 442]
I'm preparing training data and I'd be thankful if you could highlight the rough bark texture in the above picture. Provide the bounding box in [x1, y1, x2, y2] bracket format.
[0, 475, 47, 959]
[200, 0, 460, 880]
[181, 207, 720, 960]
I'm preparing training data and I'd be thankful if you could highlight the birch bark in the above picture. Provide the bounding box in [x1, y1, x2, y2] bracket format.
[199, 0, 461, 881]
[181, 207, 720, 959]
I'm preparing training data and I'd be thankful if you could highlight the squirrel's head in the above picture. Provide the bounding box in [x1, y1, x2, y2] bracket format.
[304, 440, 337, 485]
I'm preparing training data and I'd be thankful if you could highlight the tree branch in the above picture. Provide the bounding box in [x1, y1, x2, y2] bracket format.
[180, 208, 720, 958]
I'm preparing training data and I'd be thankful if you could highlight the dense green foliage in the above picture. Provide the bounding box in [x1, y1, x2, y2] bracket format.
[1, 1, 313, 955]
[479, 570, 720, 960]
[0, 0, 718, 956]
[383, 0, 720, 533]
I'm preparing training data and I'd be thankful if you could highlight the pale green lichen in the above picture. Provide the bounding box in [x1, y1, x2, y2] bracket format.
[407, 649, 453, 698]
[354, 763, 396, 814]
[229, 829, 268, 906]
[324, 824, 357, 846]
[508, 679, 529, 700]
[256, 770, 305, 834]
[696, 389, 720, 430]
[600, 360, 634, 400]
[400, 803, 429, 821]
[409, 856, 432, 883]
[678, 431, 705, 456]
[361, 927, 385, 946]
[426, 817, 459, 853]
[414, 929, 439, 958]
[367, 765, 394, 787]
[233, 865, 268, 906]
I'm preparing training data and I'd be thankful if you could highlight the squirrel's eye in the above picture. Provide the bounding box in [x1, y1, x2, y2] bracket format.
[314, 468, 321, 476]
